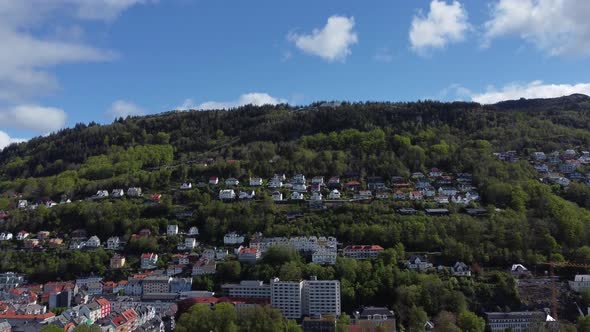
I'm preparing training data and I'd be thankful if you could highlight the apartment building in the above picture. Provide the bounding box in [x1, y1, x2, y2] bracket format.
[221, 280, 271, 299]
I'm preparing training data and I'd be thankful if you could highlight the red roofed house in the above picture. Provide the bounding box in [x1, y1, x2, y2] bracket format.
[343, 245, 384, 260]
[141, 253, 158, 269]
[150, 193, 162, 203]
[111, 308, 138, 332]
[209, 177, 219, 185]
[345, 181, 361, 192]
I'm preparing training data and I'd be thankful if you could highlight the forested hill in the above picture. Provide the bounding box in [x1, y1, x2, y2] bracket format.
[3, 95, 590, 182]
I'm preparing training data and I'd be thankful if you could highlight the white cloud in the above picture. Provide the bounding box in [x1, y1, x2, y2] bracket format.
[483, 0, 590, 56]
[0, 105, 67, 132]
[409, 0, 469, 54]
[177, 93, 287, 110]
[470, 81, 590, 104]
[288, 15, 358, 62]
[107, 100, 145, 119]
[0, 131, 26, 150]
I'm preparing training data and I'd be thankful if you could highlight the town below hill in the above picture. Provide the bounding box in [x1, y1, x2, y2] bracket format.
[2, 97, 590, 331]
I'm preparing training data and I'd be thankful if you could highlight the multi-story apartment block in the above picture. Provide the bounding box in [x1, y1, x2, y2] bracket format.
[343, 245, 384, 260]
[221, 280, 271, 299]
[271, 278, 303, 319]
[302, 277, 341, 317]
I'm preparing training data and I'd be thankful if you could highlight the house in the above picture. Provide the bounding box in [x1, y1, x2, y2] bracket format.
[345, 181, 361, 192]
[485, 311, 555, 332]
[0, 232, 12, 241]
[249, 177, 263, 186]
[167, 225, 179, 236]
[272, 191, 283, 201]
[111, 189, 124, 198]
[268, 179, 283, 188]
[532, 151, 546, 161]
[192, 259, 216, 276]
[328, 189, 341, 199]
[188, 227, 200, 236]
[367, 176, 386, 191]
[94, 190, 109, 199]
[127, 187, 142, 197]
[209, 177, 219, 185]
[37, 231, 50, 240]
[238, 247, 260, 264]
[406, 256, 433, 271]
[425, 208, 449, 216]
[327, 177, 341, 189]
[290, 192, 304, 200]
[310, 183, 322, 192]
[350, 307, 396, 332]
[18, 200, 27, 209]
[180, 182, 192, 190]
[409, 191, 424, 200]
[311, 176, 325, 186]
[451, 262, 471, 277]
[434, 196, 449, 204]
[292, 183, 307, 192]
[167, 264, 184, 276]
[358, 190, 372, 199]
[219, 189, 236, 200]
[16, 231, 29, 240]
[23, 238, 40, 249]
[375, 192, 389, 199]
[138, 229, 152, 237]
[429, 168, 443, 178]
[239, 191, 255, 200]
[184, 238, 197, 249]
[44, 200, 57, 208]
[311, 192, 323, 201]
[292, 174, 306, 184]
[569, 275, 590, 292]
[225, 178, 240, 186]
[110, 255, 126, 269]
[559, 161, 579, 173]
[150, 193, 162, 203]
[85, 235, 101, 248]
[343, 245, 384, 260]
[141, 253, 158, 269]
[393, 190, 406, 200]
[564, 149, 577, 159]
[510, 264, 531, 278]
[215, 248, 229, 260]
[224, 232, 245, 245]
[106, 237, 120, 250]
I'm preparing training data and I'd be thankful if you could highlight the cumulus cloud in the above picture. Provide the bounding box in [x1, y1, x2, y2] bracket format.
[177, 93, 287, 111]
[0, 131, 26, 150]
[409, 0, 469, 54]
[471, 81, 590, 104]
[0, 105, 66, 132]
[107, 100, 146, 119]
[288, 15, 358, 62]
[483, 0, 590, 56]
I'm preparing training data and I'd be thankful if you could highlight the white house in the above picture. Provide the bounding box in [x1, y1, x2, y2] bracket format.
[224, 232, 245, 245]
[188, 227, 200, 236]
[239, 191, 255, 200]
[290, 192, 304, 200]
[292, 183, 307, 192]
[106, 237, 120, 250]
[311, 176, 324, 185]
[451, 262, 471, 277]
[180, 182, 192, 190]
[0, 232, 13, 241]
[293, 174, 306, 184]
[406, 256, 433, 271]
[219, 189, 236, 200]
[18, 200, 28, 209]
[311, 192, 323, 201]
[167, 225, 179, 236]
[192, 259, 216, 276]
[95, 190, 109, 198]
[249, 178, 263, 186]
[111, 189, 124, 198]
[268, 179, 283, 188]
[85, 236, 101, 248]
[328, 189, 341, 199]
[16, 231, 29, 240]
[226, 178, 240, 186]
[184, 238, 197, 249]
[127, 187, 142, 197]
[569, 275, 590, 292]
[141, 253, 158, 269]
[272, 191, 283, 201]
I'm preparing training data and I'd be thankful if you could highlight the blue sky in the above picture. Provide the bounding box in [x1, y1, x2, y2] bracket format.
[1, 0, 590, 147]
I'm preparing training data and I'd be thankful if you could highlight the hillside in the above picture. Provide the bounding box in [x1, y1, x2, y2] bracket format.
[2, 96, 590, 326]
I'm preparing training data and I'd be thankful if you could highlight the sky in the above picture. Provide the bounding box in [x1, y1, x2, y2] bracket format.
[2, 0, 590, 148]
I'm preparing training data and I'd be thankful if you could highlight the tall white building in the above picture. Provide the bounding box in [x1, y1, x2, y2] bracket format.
[270, 277, 341, 319]
[302, 277, 341, 317]
[271, 278, 303, 319]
